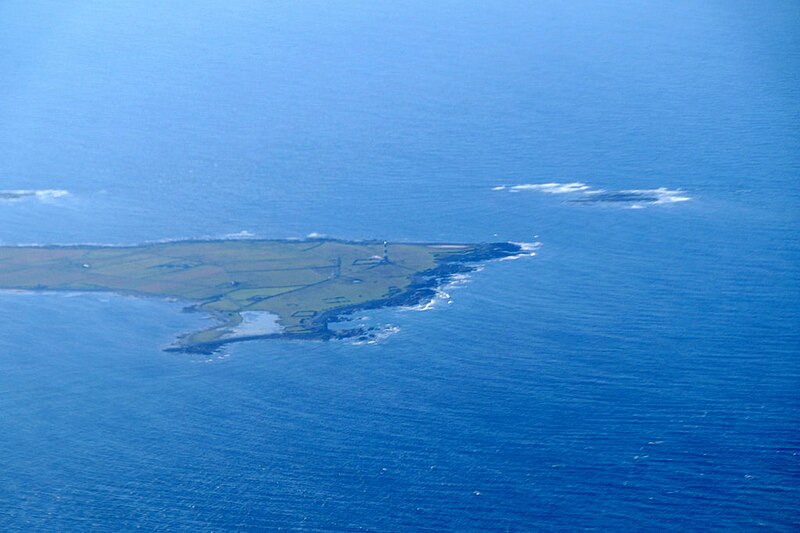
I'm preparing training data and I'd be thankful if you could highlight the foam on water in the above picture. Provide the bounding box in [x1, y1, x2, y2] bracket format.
[402, 270, 477, 313]
[498, 241, 542, 261]
[494, 182, 591, 194]
[623, 187, 693, 206]
[223, 230, 256, 239]
[349, 324, 401, 345]
[0, 189, 70, 202]
[494, 182, 691, 208]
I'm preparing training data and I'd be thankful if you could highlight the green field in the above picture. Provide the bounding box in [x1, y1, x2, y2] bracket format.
[0, 239, 520, 352]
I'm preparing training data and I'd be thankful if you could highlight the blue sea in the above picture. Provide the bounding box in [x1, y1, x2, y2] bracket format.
[1, 1, 798, 530]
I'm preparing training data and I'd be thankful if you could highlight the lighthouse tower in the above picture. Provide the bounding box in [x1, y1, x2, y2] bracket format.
[383, 241, 389, 263]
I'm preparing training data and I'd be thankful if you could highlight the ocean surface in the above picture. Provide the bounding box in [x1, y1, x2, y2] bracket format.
[1, 1, 798, 530]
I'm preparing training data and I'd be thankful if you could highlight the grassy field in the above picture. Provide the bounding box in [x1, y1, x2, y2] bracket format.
[0, 239, 506, 352]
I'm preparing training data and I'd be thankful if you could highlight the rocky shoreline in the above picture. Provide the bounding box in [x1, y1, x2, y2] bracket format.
[174, 242, 524, 354]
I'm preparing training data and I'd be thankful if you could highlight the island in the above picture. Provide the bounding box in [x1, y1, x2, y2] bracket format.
[0, 239, 525, 353]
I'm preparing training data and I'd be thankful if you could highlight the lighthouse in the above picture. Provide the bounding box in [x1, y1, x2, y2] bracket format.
[383, 241, 389, 263]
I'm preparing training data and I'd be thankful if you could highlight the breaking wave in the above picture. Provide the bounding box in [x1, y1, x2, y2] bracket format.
[0, 189, 70, 202]
[403, 271, 477, 312]
[493, 182, 691, 208]
[223, 230, 256, 239]
[349, 325, 401, 345]
[499, 241, 542, 261]
[493, 182, 591, 194]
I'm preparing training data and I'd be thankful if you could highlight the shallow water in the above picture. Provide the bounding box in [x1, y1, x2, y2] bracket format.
[227, 311, 284, 338]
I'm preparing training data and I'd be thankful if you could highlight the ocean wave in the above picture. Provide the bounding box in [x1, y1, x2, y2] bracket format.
[493, 182, 691, 208]
[622, 187, 692, 206]
[494, 182, 591, 194]
[498, 241, 542, 260]
[401, 271, 477, 312]
[190, 349, 232, 364]
[223, 230, 256, 239]
[349, 324, 401, 345]
[514, 241, 542, 252]
[0, 189, 70, 202]
[403, 287, 450, 312]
